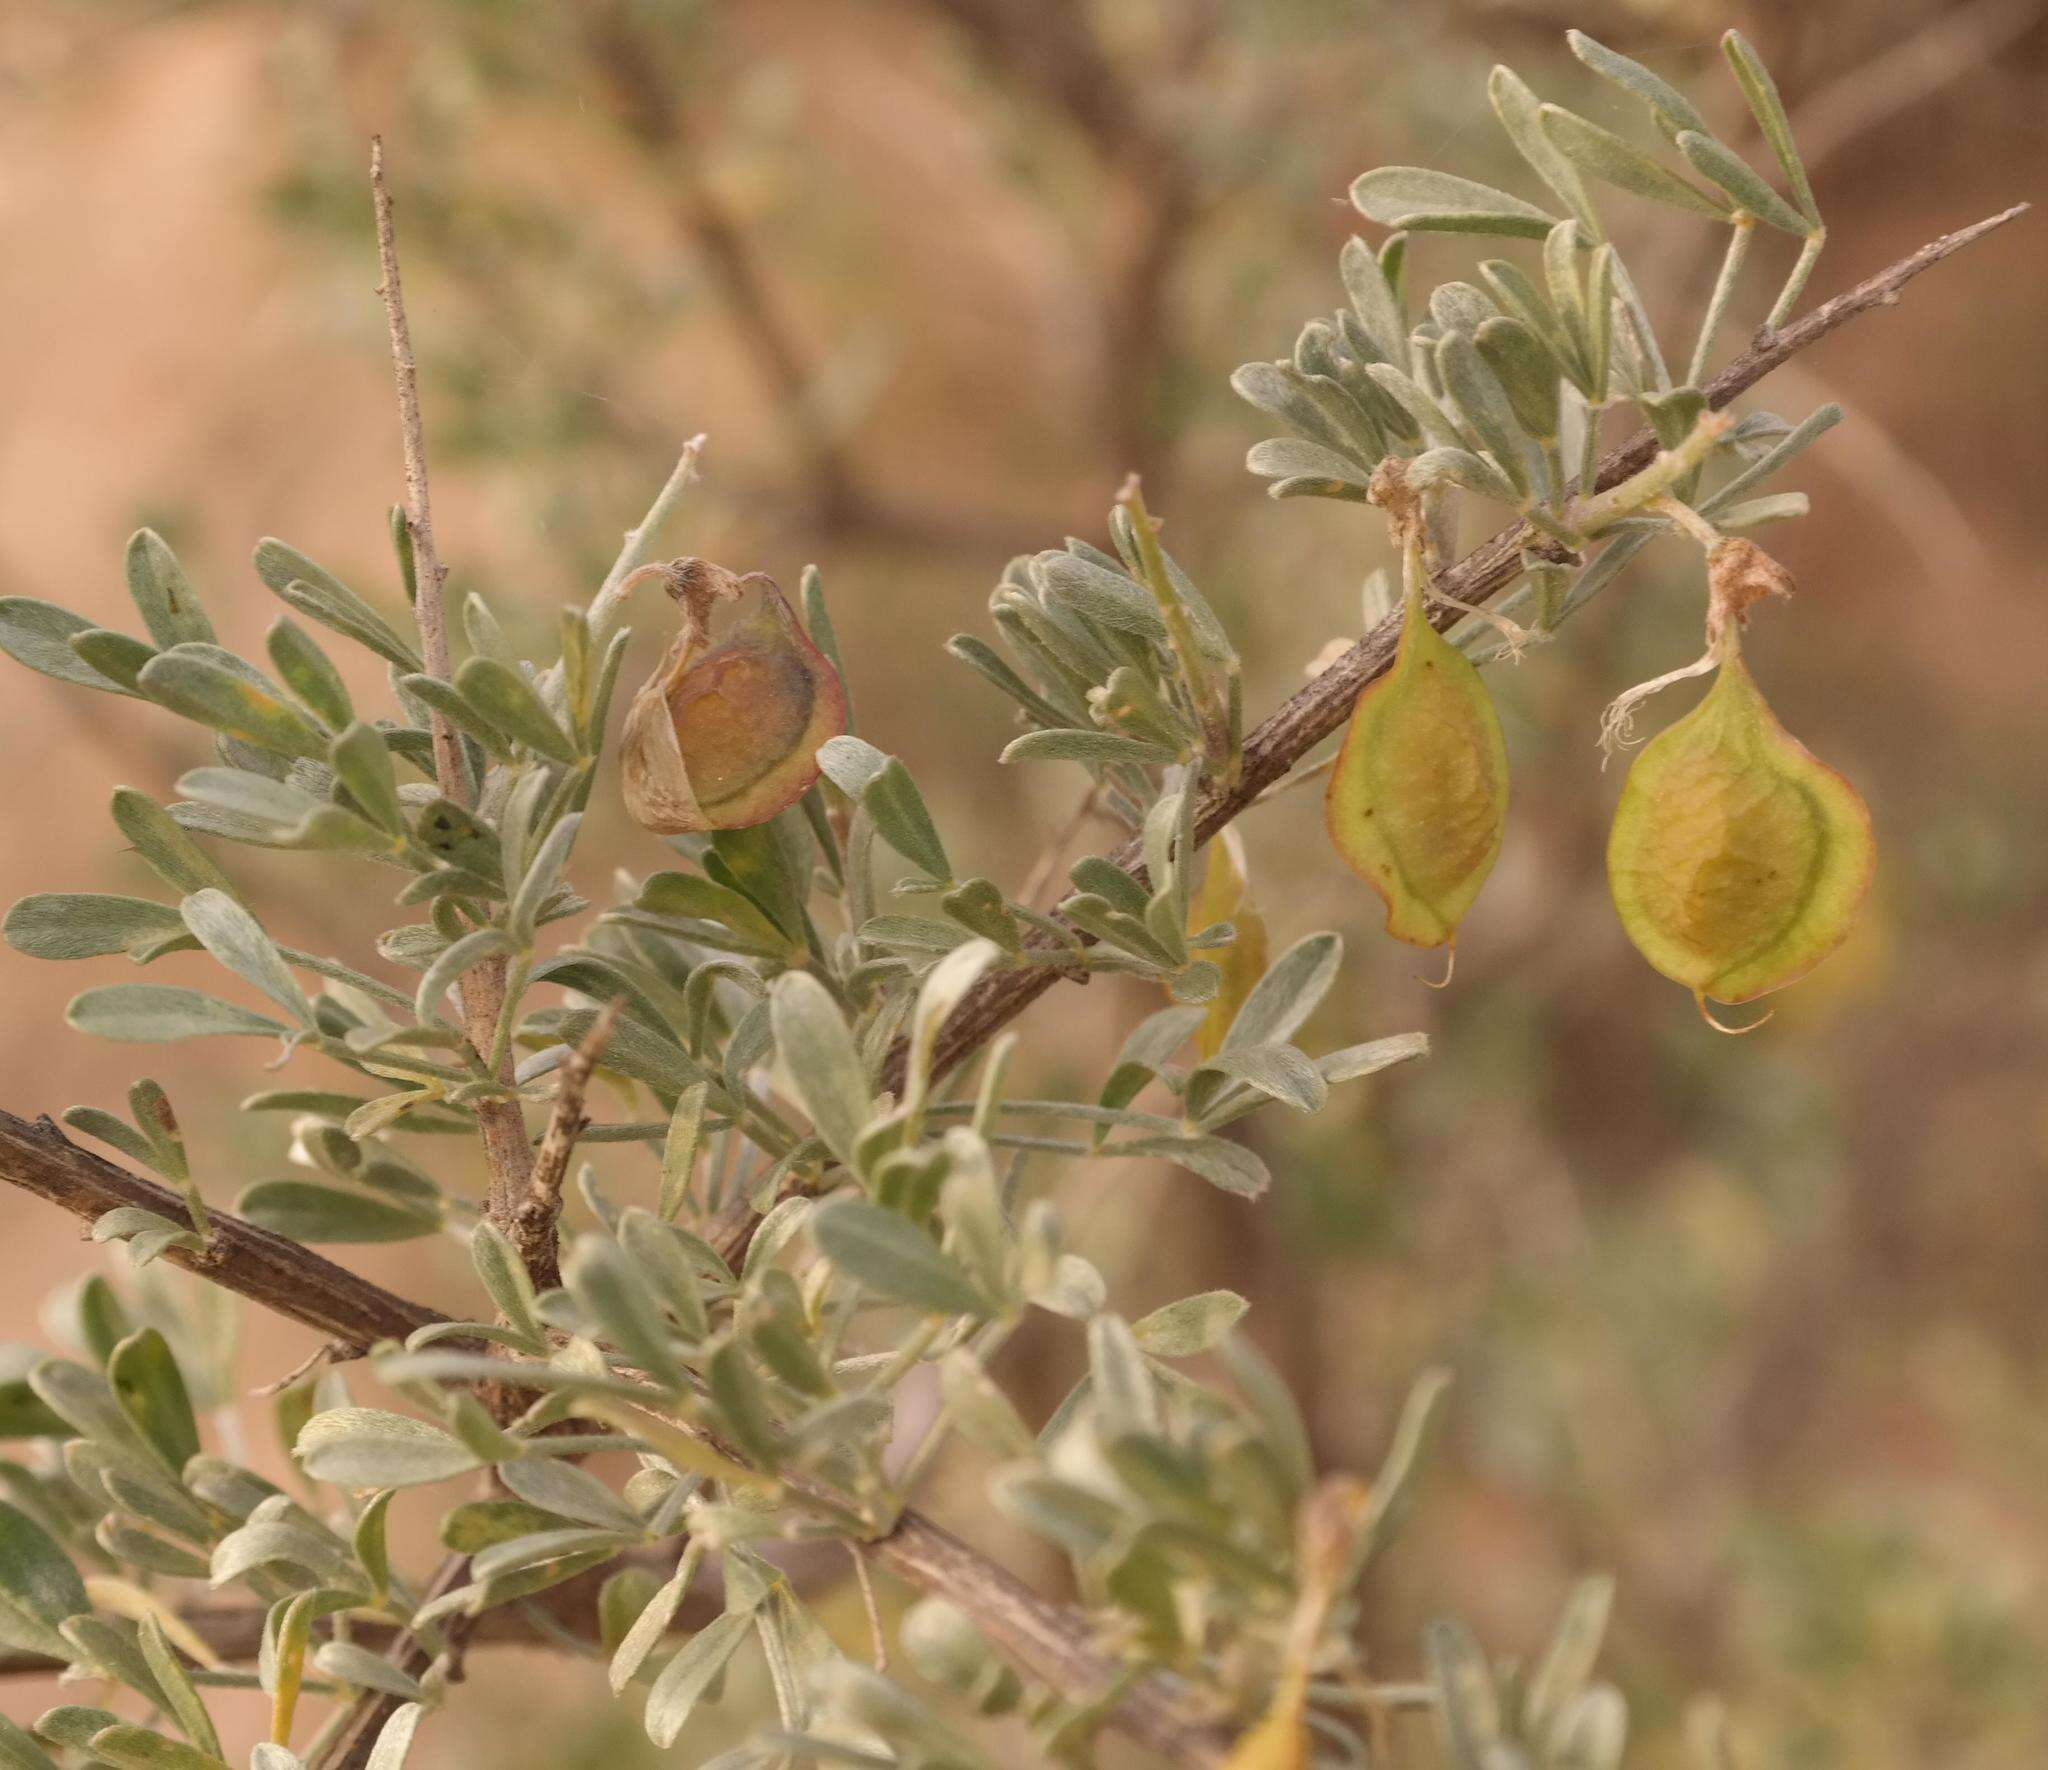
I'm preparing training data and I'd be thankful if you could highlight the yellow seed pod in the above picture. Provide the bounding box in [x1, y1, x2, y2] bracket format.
[1220, 1695, 1310, 1770]
[620, 560, 847, 834]
[1324, 539, 1508, 956]
[1604, 536, 1871, 1027]
[1607, 648, 1872, 1023]
[1188, 827, 1270, 1059]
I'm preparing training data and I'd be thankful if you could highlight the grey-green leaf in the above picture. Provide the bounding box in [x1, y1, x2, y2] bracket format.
[1428, 1617, 1506, 1766]
[136, 1612, 222, 1757]
[1223, 932, 1341, 1051]
[265, 618, 352, 730]
[563, 1236, 689, 1391]
[454, 658, 578, 763]
[296, 1408, 481, 1489]
[1104, 1134, 1269, 1198]
[1245, 438, 1375, 489]
[235, 1181, 438, 1244]
[1675, 132, 1810, 236]
[68, 985, 286, 1044]
[329, 722, 404, 834]
[1488, 64, 1598, 233]
[1000, 729, 1178, 769]
[862, 758, 951, 883]
[1351, 167, 1553, 228]
[312, 1642, 423, 1701]
[811, 1202, 988, 1316]
[136, 652, 325, 759]
[253, 541, 422, 673]
[74, 1726, 227, 1770]
[365, 1703, 426, 1770]
[499, 1457, 644, 1535]
[413, 927, 512, 1026]
[180, 890, 312, 1025]
[1474, 316, 1564, 443]
[769, 972, 871, 1169]
[1407, 447, 1518, 504]
[0, 1501, 88, 1653]
[1539, 107, 1729, 219]
[110, 790, 239, 900]
[1434, 332, 1532, 495]
[107, 1329, 200, 1472]
[1566, 30, 1711, 140]
[4, 894, 186, 962]
[1524, 1574, 1617, 1748]
[644, 1610, 755, 1748]
[125, 531, 214, 649]
[1721, 29, 1819, 225]
[1338, 234, 1406, 362]
[0, 1715, 58, 1770]
[1131, 1290, 1249, 1358]
[469, 1221, 546, 1349]
[68, 630, 155, 693]
[1195, 1043, 1329, 1115]
[0, 598, 135, 694]
[610, 1555, 698, 1693]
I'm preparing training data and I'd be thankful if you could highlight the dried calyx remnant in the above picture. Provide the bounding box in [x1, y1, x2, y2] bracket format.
[1605, 531, 1873, 1030]
[619, 556, 848, 834]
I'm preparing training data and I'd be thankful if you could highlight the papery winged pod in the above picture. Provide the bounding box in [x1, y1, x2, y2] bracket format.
[1605, 537, 1873, 1027]
[1325, 500, 1508, 961]
[619, 558, 848, 834]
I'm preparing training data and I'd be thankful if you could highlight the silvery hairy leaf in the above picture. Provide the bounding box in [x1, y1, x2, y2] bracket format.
[294, 1409, 481, 1488]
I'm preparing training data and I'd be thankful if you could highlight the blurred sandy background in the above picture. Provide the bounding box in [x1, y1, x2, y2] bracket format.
[2, 1, 2045, 1763]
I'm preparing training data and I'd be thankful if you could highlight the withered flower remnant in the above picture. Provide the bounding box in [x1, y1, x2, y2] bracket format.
[619, 557, 847, 834]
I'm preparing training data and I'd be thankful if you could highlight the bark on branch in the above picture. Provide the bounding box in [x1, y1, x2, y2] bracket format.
[0, 1111, 455, 1352]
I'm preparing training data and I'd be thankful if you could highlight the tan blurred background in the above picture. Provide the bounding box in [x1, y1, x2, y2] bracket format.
[2, 0, 2045, 1763]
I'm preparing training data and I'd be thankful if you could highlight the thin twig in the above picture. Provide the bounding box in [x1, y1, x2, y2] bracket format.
[0, 1111, 460, 1353]
[510, 997, 624, 1282]
[371, 138, 458, 802]
[329, 137, 544, 1770]
[1018, 783, 1103, 909]
[252, 1339, 346, 1397]
[849, 1542, 888, 1673]
[370, 140, 534, 1226]
[587, 435, 708, 642]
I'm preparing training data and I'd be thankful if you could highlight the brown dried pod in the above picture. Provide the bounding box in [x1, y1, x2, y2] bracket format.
[619, 558, 848, 834]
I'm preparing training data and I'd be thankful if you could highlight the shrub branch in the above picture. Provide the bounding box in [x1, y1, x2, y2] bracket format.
[901, 206, 2025, 1082]
[0, 1111, 1233, 1763]
[371, 138, 536, 1234]
[0, 200, 2018, 1767]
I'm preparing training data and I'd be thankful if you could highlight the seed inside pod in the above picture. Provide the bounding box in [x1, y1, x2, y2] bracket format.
[620, 559, 848, 834]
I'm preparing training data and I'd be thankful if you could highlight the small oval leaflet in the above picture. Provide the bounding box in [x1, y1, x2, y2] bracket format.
[1607, 649, 1872, 1017]
[621, 558, 847, 834]
[1324, 539, 1508, 955]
